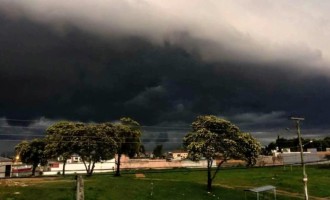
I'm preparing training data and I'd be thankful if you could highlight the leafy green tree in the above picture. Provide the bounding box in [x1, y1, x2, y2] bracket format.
[78, 123, 117, 176]
[235, 132, 262, 167]
[183, 115, 261, 191]
[114, 117, 142, 176]
[15, 139, 47, 176]
[45, 121, 84, 176]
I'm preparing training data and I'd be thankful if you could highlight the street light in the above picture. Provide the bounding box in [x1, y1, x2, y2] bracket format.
[290, 117, 309, 200]
[302, 140, 313, 147]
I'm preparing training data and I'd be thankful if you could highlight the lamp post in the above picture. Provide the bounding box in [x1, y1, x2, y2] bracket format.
[290, 117, 308, 200]
[302, 140, 313, 148]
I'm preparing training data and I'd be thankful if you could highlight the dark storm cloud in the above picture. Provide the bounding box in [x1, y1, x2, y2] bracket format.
[1, 0, 330, 68]
[0, 118, 55, 153]
[1, 1, 330, 153]
[1, 14, 330, 126]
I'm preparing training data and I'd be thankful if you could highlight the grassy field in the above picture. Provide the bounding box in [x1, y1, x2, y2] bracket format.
[1, 165, 330, 200]
[0, 177, 76, 200]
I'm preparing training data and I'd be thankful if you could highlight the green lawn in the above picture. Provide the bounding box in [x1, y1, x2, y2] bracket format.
[1, 165, 330, 200]
[0, 177, 76, 200]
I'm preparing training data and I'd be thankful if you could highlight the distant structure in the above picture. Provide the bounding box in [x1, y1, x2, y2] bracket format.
[0, 157, 12, 178]
[44, 155, 116, 175]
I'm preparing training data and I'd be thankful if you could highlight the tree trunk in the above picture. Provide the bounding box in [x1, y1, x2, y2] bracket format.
[87, 161, 92, 176]
[115, 153, 121, 176]
[90, 161, 96, 176]
[62, 160, 67, 176]
[82, 159, 89, 174]
[207, 159, 213, 192]
[32, 163, 38, 176]
[207, 167, 212, 191]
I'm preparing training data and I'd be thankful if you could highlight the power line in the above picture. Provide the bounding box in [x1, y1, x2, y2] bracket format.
[0, 125, 191, 131]
[0, 126, 47, 130]
[0, 118, 42, 122]
[0, 139, 184, 144]
[0, 118, 192, 129]
[0, 134, 45, 136]
[0, 134, 184, 139]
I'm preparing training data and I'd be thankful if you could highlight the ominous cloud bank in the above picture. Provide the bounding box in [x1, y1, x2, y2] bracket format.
[1, 1, 330, 151]
[1, 0, 330, 67]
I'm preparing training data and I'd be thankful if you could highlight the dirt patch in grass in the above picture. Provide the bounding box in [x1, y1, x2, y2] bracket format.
[0, 177, 74, 187]
[135, 173, 146, 178]
[0, 179, 28, 187]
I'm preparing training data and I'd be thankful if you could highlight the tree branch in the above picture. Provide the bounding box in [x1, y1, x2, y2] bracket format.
[211, 159, 225, 181]
[81, 159, 88, 173]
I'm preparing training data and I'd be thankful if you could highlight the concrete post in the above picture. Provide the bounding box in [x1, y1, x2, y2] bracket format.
[76, 175, 84, 200]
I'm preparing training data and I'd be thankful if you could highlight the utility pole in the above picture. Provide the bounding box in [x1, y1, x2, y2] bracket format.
[290, 117, 308, 200]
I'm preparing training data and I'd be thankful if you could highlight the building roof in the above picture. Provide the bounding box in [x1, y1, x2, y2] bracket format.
[0, 156, 12, 162]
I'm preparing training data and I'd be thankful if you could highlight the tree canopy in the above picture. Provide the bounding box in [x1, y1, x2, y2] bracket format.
[45, 121, 118, 176]
[15, 138, 47, 176]
[45, 121, 84, 175]
[114, 117, 142, 176]
[183, 115, 261, 191]
[77, 123, 117, 176]
[153, 144, 163, 158]
[13, 117, 142, 176]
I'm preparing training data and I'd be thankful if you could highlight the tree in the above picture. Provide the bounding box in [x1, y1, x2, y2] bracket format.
[15, 139, 47, 176]
[114, 117, 142, 176]
[77, 123, 117, 176]
[235, 132, 262, 167]
[139, 144, 146, 156]
[45, 121, 118, 176]
[153, 144, 163, 158]
[183, 115, 261, 191]
[45, 121, 83, 176]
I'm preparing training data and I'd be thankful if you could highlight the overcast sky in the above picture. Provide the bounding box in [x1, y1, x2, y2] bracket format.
[1, 0, 330, 152]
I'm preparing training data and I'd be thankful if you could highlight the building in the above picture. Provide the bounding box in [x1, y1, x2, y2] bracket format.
[119, 154, 217, 169]
[11, 165, 32, 177]
[0, 157, 12, 178]
[165, 150, 188, 161]
[263, 148, 329, 166]
[169, 150, 188, 160]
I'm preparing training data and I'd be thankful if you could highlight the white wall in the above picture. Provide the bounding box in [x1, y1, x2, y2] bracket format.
[0, 161, 12, 178]
[281, 152, 320, 165]
[0, 165, 6, 178]
[44, 159, 115, 175]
